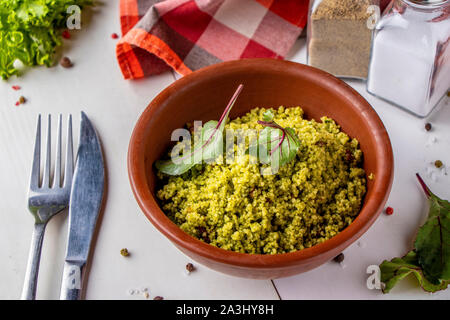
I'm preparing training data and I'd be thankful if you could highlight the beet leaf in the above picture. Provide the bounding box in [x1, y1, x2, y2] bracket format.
[380, 251, 449, 293]
[155, 84, 243, 175]
[414, 174, 450, 284]
[379, 174, 450, 293]
[248, 110, 300, 170]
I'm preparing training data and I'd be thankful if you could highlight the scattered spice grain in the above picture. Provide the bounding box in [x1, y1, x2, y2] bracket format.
[111, 33, 119, 39]
[385, 207, 394, 215]
[435, 160, 443, 169]
[186, 263, 195, 273]
[425, 123, 432, 131]
[333, 253, 345, 263]
[60, 56, 73, 68]
[153, 296, 164, 300]
[62, 30, 71, 39]
[120, 248, 130, 257]
[15, 96, 26, 106]
[12, 85, 21, 91]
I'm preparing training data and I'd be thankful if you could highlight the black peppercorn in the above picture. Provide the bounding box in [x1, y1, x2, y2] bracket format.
[186, 263, 195, 273]
[60, 56, 73, 68]
[333, 253, 345, 263]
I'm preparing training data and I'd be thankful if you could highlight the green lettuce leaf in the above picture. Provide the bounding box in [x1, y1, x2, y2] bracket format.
[0, 0, 94, 80]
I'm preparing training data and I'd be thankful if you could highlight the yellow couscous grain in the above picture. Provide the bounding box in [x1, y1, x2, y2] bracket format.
[156, 107, 366, 254]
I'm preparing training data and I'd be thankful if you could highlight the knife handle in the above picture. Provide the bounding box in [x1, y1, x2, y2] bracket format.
[60, 261, 85, 300]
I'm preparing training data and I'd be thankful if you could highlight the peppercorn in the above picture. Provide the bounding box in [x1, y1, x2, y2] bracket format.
[186, 263, 195, 273]
[435, 160, 443, 168]
[425, 123, 432, 131]
[120, 248, 130, 257]
[60, 57, 73, 68]
[19, 96, 26, 104]
[333, 253, 344, 263]
[62, 30, 71, 39]
[385, 207, 394, 215]
[153, 296, 164, 300]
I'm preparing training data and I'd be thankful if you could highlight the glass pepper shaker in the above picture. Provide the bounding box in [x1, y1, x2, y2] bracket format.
[367, 0, 450, 117]
[307, 0, 380, 79]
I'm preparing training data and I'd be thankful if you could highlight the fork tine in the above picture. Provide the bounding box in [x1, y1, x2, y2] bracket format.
[42, 115, 52, 188]
[53, 114, 62, 188]
[63, 114, 73, 188]
[30, 115, 41, 189]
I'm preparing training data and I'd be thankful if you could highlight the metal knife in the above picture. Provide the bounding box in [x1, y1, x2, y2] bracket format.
[60, 112, 105, 300]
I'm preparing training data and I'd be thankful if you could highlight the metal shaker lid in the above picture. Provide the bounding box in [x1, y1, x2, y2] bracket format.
[407, 0, 448, 5]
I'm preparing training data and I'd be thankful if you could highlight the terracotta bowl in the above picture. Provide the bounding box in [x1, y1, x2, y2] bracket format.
[128, 59, 394, 279]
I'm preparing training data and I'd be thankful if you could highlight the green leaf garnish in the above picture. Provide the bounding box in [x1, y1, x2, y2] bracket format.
[155, 84, 244, 176]
[414, 173, 450, 284]
[380, 251, 449, 293]
[248, 110, 301, 170]
[379, 174, 450, 293]
[0, 0, 94, 80]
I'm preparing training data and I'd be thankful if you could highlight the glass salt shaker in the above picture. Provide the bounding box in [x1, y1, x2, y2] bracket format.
[367, 0, 450, 117]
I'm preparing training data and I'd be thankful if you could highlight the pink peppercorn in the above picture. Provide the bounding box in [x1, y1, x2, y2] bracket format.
[385, 207, 394, 215]
[62, 30, 71, 39]
[111, 33, 119, 39]
[12, 85, 21, 91]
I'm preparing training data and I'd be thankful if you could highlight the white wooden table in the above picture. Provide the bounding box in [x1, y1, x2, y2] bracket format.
[1, 1, 449, 300]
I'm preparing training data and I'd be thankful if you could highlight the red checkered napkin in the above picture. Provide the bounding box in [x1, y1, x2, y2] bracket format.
[116, 0, 309, 79]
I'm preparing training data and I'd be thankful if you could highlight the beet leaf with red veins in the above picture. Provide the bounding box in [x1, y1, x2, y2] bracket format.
[379, 174, 450, 293]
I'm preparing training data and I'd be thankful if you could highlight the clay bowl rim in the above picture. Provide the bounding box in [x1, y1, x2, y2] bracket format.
[128, 58, 394, 269]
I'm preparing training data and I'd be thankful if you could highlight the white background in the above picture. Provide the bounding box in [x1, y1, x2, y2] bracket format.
[1, 1, 449, 300]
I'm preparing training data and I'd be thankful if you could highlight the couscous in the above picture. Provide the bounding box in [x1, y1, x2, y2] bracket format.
[156, 107, 366, 254]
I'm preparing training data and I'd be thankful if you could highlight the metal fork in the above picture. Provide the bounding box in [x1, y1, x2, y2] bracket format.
[21, 114, 74, 300]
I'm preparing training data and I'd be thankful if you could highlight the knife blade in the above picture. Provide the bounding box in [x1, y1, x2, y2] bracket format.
[60, 112, 105, 300]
